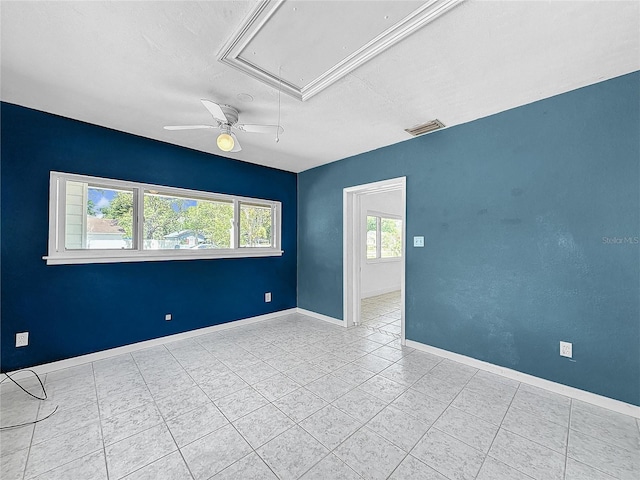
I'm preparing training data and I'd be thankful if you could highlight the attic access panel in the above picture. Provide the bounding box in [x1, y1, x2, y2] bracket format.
[218, 0, 463, 101]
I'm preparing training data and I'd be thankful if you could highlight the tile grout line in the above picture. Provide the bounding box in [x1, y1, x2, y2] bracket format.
[563, 399, 572, 480]
[129, 347, 195, 480]
[20, 372, 44, 480]
[170, 337, 284, 479]
[332, 353, 446, 479]
[472, 378, 523, 480]
[393, 366, 487, 480]
[92, 362, 110, 480]
[7, 312, 637, 480]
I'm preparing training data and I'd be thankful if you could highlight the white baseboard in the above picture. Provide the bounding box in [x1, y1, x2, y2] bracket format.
[6, 308, 298, 378]
[361, 286, 401, 299]
[296, 308, 346, 327]
[406, 339, 640, 419]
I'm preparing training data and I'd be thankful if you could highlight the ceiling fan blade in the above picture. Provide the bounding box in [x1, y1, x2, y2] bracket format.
[201, 99, 230, 123]
[164, 125, 217, 130]
[230, 133, 242, 152]
[236, 124, 284, 134]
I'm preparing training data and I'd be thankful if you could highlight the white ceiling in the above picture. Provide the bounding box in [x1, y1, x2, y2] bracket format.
[1, 1, 638, 173]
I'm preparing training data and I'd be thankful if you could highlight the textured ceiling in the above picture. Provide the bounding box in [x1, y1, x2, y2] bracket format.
[1, 1, 638, 173]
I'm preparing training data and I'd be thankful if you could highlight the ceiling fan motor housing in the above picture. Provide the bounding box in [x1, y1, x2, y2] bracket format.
[219, 105, 239, 125]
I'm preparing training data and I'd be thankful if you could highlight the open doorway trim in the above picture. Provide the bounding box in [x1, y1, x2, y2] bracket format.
[343, 177, 406, 343]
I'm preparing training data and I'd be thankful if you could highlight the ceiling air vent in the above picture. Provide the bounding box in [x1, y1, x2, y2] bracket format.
[405, 119, 445, 136]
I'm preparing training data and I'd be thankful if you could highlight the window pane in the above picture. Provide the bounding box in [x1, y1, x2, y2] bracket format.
[65, 182, 134, 250]
[366, 215, 377, 259]
[381, 218, 402, 258]
[142, 192, 233, 250]
[240, 203, 272, 247]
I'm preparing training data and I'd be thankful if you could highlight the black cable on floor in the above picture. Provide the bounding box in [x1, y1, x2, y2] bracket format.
[0, 369, 58, 430]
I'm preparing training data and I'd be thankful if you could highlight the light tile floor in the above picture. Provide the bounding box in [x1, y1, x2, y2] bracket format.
[360, 291, 401, 337]
[1, 312, 638, 480]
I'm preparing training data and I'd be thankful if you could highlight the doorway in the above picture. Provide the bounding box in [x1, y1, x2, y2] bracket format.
[343, 177, 406, 344]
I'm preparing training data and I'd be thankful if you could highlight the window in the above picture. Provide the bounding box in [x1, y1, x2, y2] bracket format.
[366, 213, 402, 260]
[45, 172, 282, 265]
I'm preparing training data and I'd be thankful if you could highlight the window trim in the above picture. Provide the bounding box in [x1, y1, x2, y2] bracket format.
[365, 210, 403, 263]
[44, 171, 283, 265]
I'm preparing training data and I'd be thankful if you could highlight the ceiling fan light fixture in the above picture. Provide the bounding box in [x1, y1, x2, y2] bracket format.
[216, 132, 235, 151]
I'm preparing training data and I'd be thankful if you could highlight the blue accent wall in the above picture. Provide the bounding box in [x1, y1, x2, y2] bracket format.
[298, 72, 640, 406]
[1, 102, 297, 371]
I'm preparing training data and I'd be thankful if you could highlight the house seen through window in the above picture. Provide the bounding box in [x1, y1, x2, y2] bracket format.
[47, 172, 281, 264]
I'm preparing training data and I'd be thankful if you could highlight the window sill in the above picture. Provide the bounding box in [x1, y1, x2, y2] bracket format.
[43, 249, 284, 265]
[366, 257, 402, 264]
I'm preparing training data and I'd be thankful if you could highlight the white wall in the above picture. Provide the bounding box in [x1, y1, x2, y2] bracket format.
[360, 189, 403, 298]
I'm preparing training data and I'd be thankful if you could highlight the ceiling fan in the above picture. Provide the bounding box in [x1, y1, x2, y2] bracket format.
[164, 100, 284, 152]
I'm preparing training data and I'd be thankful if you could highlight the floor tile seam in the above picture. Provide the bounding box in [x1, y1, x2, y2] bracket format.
[118, 447, 194, 480]
[516, 386, 573, 409]
[203, 450, 275, 480]
[29, 408, 104, 448]
[128, 350, 205, 480]
[124, 352, 183, 479]
[328, 423, 405, 475]
[464, 371, 520, 396]
[565, 425, 640, 463]
[362, 409, 429, 454]
[101, 417, 168, 449]
[25, 446, 106, 480]
[565, 456, 628, 480]
[563, 399, 573, 480]
[20, 374, 42, 480]
[94, 361, 109, 480]
[475, 381, 531, 480]
[507, 402, 570, 430]
[227, 419, 290, 478]
[41, 379, 96, 396]
[417, 367, 500, 480]
[408, 380, 468, 407]
[41, 395, 100, 420]
[569, 408, 640, 438]
[172, 437, 198, 479]
[377, 365, 429, 388]
[491, 392, 571, 480]
[404, 449, 463, 480]
[397, 373, 470, 443]
[211, 385, 268, 425]
[495, 422, 568, 456]
[165, 344, 235, 409]
[328, 393, 380, 425]
[570, 397, 640, 428]
[295, 418, 350, 452]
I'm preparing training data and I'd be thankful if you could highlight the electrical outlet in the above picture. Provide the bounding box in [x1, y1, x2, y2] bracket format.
[16, 332, 29, 347]
[560, 341, 572, 358]
[165, 314, 172, 321]
[265, 292, 272, 303]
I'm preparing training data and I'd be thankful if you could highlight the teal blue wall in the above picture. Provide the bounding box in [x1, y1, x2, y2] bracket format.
[1, 103, 297, 372]
[298, 72, 640, 406]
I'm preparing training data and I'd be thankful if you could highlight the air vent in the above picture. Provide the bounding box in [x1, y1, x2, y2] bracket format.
[405, 119, 445, 136]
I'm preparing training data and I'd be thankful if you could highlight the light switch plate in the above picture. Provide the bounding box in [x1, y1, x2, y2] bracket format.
[413, 236, 425, 247]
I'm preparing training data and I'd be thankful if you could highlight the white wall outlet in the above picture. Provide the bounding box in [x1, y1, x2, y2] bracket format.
[16, 332, 29, 347]
[560, 341, 572, 358]
[265, 292, 272, 303]
[413, 236, 425, 247]
[165, 314, 172, 321]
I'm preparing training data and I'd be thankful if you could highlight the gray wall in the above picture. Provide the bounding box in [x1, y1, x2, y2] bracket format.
[298, 72, 640, 405]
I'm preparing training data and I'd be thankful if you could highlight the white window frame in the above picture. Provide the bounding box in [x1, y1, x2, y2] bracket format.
[366, 210, 403, 263]
[44, 171, 283, 265]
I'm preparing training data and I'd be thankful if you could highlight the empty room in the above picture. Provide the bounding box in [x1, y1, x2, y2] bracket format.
[1, 1, 638, 480]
